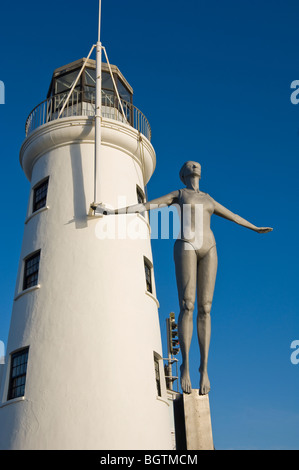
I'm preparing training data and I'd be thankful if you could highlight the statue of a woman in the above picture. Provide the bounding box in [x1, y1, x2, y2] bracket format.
[92, 161, 272, 395]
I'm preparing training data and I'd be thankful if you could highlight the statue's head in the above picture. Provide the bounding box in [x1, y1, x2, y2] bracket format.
[179, 161, 201, 185]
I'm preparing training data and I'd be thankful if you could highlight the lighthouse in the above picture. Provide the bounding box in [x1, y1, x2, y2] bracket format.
[0, 41, 173, 449]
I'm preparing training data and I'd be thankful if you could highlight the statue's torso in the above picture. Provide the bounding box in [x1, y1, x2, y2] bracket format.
[175, 188, 216, 255]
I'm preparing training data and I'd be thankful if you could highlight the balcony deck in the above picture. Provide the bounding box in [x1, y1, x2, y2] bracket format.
[25, 90, 151, 141]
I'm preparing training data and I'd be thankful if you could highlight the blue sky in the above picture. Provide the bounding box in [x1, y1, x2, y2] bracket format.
[0, 0, 298, 450]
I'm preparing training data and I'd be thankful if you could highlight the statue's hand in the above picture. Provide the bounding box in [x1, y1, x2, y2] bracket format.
[255, 227, 273, 234]
[92, 203, 114, 216]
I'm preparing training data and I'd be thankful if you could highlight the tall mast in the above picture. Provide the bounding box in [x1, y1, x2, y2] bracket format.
[94, 0, 102, 203]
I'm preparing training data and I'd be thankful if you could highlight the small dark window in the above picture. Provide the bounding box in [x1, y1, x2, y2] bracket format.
[137, 186, 146, 218]
[8, 347, 29, 400]
[23, 251, 40, 290]
[136, 185, 145, 205]
[144, 258, 152, 294]
[154, 356, 161, 397]
[33, 178, 49, 213]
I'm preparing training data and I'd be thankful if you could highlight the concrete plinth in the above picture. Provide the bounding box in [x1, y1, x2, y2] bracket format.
[183, 390, 214, 450]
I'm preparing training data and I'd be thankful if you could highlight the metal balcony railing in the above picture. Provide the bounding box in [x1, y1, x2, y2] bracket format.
[25, 90, 152, 141]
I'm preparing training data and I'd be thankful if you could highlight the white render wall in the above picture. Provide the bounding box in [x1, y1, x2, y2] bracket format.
[0, 117, 172, 450]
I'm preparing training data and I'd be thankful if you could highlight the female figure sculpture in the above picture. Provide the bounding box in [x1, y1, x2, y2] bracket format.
[92, 161, 272, 395]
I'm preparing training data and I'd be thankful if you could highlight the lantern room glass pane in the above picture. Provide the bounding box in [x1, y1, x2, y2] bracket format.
[55, 70, 81, 94]
[85, 68, 96, 87]
[102, 71, 114, 91]
[117, 79, 131, 103]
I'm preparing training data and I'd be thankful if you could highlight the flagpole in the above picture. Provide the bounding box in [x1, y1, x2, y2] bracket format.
[94, 0, 102, 204]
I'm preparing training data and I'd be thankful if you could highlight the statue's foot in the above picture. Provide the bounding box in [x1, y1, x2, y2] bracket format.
[199, 368, 210, 395]
[180, 364, 192, 394]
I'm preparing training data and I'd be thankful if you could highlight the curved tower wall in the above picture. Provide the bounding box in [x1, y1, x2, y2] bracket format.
[0, 116, 172, 450]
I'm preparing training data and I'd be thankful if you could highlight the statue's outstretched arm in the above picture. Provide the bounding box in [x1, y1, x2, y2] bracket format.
[92, 191, 179, 215]
[213, 200, 273, 234]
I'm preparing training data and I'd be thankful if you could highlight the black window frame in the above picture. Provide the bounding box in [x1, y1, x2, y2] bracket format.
[144, 257, 153, 294]
[136, 185, 145, 205]
[7, 347, 29, 401]
[23, 251, 41, 291]
[154, 354, 162, 397]
[33, 177, 49, 213]
[137, 185, 146, 218]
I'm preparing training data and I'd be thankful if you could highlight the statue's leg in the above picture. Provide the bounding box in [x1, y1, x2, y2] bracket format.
[197, 245, 218, 395]
[174, 240, 197, 394]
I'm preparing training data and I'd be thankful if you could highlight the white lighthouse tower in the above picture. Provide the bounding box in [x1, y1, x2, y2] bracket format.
[0, 11, 173, 449]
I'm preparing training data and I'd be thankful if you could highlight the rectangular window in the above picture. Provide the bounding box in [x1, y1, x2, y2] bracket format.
[154, 355, 162, 397]
[137, 185, 146, 218]
[33, 178, 49, 213]
[23, 251, 40, 290]
[136, 185, 145, 205]
[8, 347, 29, 400]
[144, 258, 152, 294]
